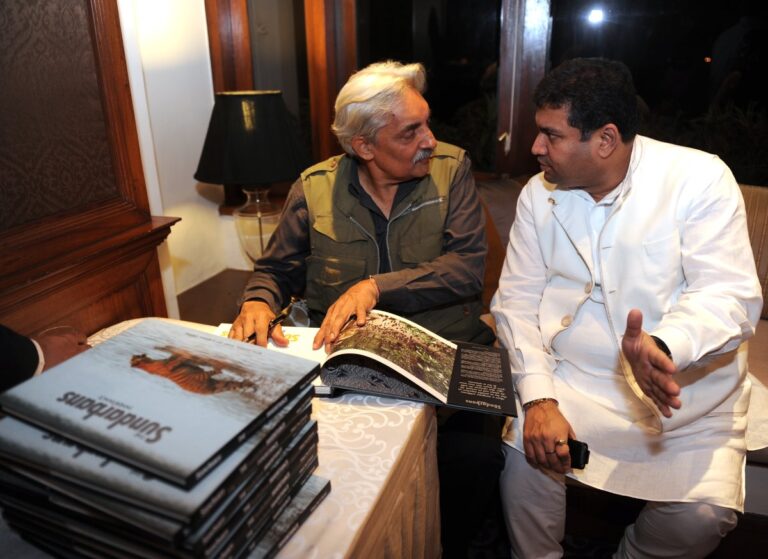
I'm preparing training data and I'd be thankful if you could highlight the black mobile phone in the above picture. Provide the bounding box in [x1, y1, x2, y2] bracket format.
[568, 438, 590, 469]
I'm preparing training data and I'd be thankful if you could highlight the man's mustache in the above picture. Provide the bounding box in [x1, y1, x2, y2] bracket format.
[412, 149, 433, 164]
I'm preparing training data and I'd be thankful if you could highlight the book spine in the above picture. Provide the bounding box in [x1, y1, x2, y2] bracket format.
[189, 365, 318, 487]
[196, 424, 318, 557]
[189, 398, 312, 529]
[256, 480, 331, 559]
[219, 452, 320, 559]
[189, 414, 314, 551]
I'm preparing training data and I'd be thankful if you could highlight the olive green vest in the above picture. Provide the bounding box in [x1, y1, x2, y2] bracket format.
[301, 142, 484, 342]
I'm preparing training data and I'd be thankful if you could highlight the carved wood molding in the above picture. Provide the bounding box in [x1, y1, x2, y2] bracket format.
[1, 0, 154, 280]
[0, 218, 179, 336]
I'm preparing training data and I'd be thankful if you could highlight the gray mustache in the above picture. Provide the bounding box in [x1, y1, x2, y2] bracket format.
[412, 149, 433, 164]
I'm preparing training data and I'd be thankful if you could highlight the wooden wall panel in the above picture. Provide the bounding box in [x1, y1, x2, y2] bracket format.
[496, 0, 551, 176]
[303, 0, 355, 160]
[0, 0, 177, 337]
[203, 0, 254, 93]
[0, 1, 119, 229]
[1, 218, 176, 336]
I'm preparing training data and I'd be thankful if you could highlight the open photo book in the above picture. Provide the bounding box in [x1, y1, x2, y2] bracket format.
[225, 310, 516, 417]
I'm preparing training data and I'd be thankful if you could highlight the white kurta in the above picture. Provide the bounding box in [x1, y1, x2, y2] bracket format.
[492, 135, 763, 511]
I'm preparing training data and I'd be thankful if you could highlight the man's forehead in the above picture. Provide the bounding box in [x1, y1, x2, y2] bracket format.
[389, 92, 430, 129]
[535, 105, 573, 129]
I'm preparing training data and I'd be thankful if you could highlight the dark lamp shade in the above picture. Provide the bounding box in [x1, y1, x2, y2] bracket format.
[194, 91, 307, 186]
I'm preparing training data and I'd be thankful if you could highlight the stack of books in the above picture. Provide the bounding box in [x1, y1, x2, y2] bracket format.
[0, 319, 330, 558]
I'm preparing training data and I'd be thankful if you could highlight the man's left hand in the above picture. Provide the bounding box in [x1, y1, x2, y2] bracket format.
[622, 309, 681, 418]
[313, 278, 379, 351]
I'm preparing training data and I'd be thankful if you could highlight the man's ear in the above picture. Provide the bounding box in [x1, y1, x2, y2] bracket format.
[351, 136, 374, 161]
[597, 124, 620, 158]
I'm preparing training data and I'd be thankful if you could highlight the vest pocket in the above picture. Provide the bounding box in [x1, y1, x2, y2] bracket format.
[312, 214, 369, 243]
[399, 232, 443, 266]
[306, 255, 367, 309]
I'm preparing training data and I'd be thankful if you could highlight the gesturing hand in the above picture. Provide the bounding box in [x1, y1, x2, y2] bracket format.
[313, 278, 379, 351]
[622, 309, 680, 418]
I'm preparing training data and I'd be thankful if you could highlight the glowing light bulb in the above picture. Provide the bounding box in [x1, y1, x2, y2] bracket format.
[587, 8, 604, 24]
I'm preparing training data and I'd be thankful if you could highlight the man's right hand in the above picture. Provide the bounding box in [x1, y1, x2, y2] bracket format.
[522, 399, 575, 474]
[312, 278, 379, 351]
[228, 300, 288, 348]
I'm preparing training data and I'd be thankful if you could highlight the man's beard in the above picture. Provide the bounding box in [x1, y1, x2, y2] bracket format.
[412, 149, 433, 164]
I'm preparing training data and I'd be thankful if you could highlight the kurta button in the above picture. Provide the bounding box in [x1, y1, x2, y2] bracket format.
[561, 315, 573, 327]
[584, 283, 592, 293]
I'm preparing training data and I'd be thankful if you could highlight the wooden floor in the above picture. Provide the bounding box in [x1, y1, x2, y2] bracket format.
[177, 269, 252, 326]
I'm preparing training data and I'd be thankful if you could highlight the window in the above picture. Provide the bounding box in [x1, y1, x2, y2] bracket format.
[357, 0, 502, 172]
[547, 0, 768, 185]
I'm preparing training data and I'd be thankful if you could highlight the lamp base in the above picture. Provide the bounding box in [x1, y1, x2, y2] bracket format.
[233, 187, 280, 263]
[224, 184, 247, 207]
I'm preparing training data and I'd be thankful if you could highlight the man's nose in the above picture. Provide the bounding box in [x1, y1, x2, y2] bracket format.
[421, 127, 437, 149]
[531, 133, 546, 156]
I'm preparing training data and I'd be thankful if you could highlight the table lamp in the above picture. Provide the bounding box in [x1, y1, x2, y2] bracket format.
[194, 91, 307, 261]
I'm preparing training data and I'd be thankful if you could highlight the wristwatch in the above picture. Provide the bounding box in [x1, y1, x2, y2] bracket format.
[651, 335, 672, 359]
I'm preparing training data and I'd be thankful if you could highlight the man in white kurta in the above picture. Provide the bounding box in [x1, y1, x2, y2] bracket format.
[491, 58, 763, 558]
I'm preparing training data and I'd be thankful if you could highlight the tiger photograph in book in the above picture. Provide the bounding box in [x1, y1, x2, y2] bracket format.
[131, 347, 258, 395]
[0, 320, 319, 487]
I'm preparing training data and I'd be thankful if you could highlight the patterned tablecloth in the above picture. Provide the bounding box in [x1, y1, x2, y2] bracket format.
[280, 393, 439, 559]
[0, 319, 441, 558]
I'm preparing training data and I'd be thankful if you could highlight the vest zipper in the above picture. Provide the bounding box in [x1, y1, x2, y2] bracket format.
[385, 196, 446, 271]
[397, 196, 446, 216]
[348, 215, 381, 273]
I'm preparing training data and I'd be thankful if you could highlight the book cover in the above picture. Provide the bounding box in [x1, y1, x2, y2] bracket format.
[2, 502, 171, 558]
[0, 402, 312, 550]
[0, 319, 319, 487]
[216, 452, 321, 559]
[201, 424, 319, 559]
[0, 421, 319, 559]
[262, 310, 517, 416]
[0, 385, 314, 529]
[218, 324, 334, 396]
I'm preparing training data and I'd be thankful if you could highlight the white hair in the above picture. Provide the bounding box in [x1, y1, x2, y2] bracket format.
[332, 61, 427, 156]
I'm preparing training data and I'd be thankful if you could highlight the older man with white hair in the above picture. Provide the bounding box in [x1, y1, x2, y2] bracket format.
[230, 60, 504, 557]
